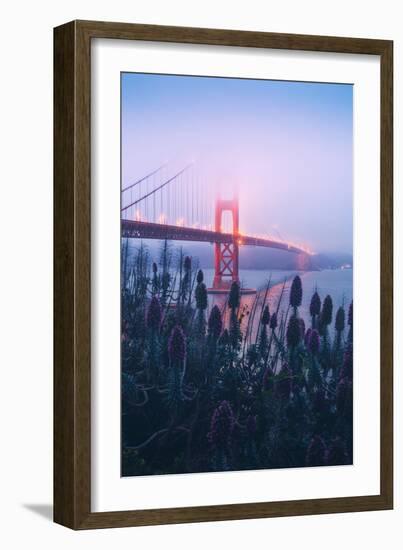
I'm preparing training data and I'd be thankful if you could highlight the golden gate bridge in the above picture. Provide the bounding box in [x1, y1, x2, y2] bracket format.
[121, 164, 313, 292]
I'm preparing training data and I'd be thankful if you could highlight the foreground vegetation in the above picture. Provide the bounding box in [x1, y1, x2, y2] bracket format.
[122, 241, 353, 476]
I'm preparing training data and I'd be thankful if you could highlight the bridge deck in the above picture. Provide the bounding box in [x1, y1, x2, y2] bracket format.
[121, 220, 306, 256]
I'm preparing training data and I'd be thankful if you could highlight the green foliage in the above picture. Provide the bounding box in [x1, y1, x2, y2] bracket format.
[122, 250, 353, 476]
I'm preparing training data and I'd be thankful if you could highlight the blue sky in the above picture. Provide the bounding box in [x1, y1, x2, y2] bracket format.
[121, 72, 353, 254]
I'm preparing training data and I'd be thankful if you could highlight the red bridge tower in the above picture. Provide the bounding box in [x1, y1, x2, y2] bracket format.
[212, 196, 240, 291]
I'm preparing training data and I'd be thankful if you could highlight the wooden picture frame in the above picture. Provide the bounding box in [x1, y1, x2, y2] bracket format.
[54, 20, 393, 529]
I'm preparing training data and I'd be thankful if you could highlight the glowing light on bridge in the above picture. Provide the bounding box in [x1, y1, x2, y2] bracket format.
[121, 163, 314, 288]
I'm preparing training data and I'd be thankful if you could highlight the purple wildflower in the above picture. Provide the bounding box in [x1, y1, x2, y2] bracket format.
[196, 269, 204, 284]
[195, 282, 208, 310]
[290, 275, 303, 308]
[321, 295, 333, 326]
[310, 291, 321, 317]
[286, 315, 301, 348]
[208, 305, 223, 339]
[335, 306, 345, 332]
[168, 325, 186, 363]
[228, 281, 240, 310]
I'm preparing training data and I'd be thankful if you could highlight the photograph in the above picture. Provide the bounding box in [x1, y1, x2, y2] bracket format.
[120, 72, 354, 477]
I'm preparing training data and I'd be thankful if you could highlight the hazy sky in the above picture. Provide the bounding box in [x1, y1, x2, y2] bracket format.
[122, 72, 353, 254]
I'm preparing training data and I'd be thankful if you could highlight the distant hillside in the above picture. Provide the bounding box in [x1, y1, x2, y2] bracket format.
[239, 248, 353, 271]
[185, 245, 353, 271]
[310, 252, 353, 270]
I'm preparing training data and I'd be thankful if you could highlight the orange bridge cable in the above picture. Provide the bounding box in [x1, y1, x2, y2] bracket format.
[121, 165, 192, 213]
[121, 163, 167, 193]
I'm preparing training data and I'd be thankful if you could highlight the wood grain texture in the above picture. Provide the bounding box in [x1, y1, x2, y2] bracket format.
[54, 20, 393, 530]
[75, 19, 391, 54]
[379, 41, 393, 506]
[54, 20, 92, 528]
[54, 21, 76, 528]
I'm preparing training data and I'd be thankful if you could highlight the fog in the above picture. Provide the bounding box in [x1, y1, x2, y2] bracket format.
[122, 73, 353, 255]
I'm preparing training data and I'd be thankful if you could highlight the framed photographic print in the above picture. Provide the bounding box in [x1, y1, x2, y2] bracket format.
[54, 20, 393, 529]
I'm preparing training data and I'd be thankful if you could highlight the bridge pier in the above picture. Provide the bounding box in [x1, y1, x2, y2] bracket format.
[213, 241, 239, 288]
[209, 195, 255, 295]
